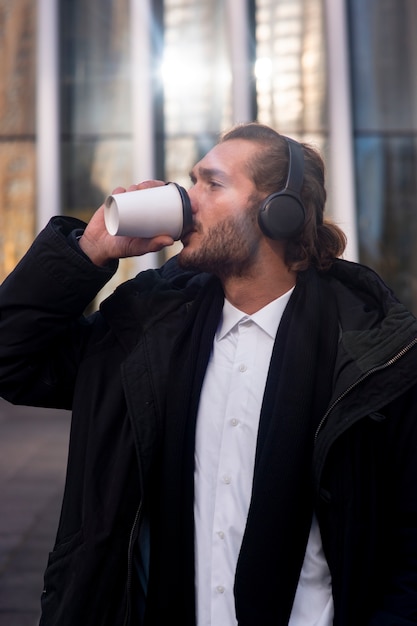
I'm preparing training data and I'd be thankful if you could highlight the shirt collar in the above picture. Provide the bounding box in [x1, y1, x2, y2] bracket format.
[217, 286, 295, 341]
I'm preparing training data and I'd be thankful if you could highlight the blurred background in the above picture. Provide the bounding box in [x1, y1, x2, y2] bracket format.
[1, 0, 417, 309]
[0, 1, 416, 623]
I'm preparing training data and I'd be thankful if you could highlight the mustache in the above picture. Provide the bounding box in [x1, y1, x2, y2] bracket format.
[181, 219, 201, 240]
[186, 219, 201, 234]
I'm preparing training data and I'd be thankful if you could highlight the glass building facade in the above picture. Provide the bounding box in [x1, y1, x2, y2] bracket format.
[349, 0, 417, 311]
[59, 0, 132, 222]
[1, 0, 417, 311]
[0, 2, 37, 277]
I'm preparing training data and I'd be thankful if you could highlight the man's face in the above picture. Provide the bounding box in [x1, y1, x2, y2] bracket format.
[179, 139, 264, 279]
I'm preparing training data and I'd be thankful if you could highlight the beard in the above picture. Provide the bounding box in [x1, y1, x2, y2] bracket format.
[178, 196, 261, 280]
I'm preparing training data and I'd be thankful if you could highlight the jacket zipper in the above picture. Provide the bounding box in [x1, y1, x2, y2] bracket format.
[123, 502, 142, 626]
[314, 336, 417, 442]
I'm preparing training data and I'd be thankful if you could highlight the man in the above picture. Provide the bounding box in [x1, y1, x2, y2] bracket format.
[0, 122, 417, 626]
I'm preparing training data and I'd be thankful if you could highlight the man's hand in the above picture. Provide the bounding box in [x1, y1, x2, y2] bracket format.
[79, 181, 175, 266]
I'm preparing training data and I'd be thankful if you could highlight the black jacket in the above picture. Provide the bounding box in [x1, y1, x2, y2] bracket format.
[1, 216, 417, 626]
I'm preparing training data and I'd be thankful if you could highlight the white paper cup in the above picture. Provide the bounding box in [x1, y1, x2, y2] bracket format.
[104, 182, 192, 240]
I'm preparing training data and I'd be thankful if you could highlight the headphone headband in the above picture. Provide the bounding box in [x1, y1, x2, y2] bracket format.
[283, 137, 305, 194]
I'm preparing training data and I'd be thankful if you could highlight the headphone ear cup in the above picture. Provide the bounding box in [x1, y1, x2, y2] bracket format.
[258, 192, 305, 240]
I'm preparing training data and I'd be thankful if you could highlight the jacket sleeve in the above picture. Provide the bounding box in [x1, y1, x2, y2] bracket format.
[0, 216, 118, 410]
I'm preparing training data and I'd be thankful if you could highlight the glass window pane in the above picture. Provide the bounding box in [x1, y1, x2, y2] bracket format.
[59, 0, 131, 219]
[0, 1, 37, 281]
[349, 0, 417, 131]
[254, 0, 327, 139]
[162, 0, 233, 186]
[349, 0, 417, 311]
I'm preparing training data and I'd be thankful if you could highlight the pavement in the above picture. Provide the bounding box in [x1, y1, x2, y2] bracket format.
[0, 398, 71, 626]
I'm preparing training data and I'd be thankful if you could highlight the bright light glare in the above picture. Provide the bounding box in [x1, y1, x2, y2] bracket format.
[160, 55, 191, 89]
[254, 57, 272, 80]
[160, 53, 231, 91]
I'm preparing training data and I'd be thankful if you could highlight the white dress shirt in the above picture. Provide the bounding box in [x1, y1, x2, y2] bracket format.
[194, 290, 333, 626]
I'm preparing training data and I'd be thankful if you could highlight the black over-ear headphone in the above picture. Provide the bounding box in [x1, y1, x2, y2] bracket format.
[258, 137, 306, 240]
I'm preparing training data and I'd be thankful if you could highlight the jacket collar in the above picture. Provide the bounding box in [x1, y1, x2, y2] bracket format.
[325, 258, 417, 374]
[99, 259, 210, 351]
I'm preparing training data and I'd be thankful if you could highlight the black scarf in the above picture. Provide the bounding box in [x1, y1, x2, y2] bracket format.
[145, 269, 339, 626]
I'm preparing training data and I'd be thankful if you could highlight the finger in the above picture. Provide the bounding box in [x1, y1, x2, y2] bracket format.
[136, 179, 166, 190]
[126, 235, 174, 257]
[111, 186, 127, 194]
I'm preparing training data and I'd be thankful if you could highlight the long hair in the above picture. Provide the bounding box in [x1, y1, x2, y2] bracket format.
[220, 122, 347, 271]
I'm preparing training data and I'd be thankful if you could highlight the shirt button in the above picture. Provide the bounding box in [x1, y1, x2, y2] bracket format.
[238, 364, 247, 372]
[222, 474, 231, 484]
[218, 531, 225, 539]
[231, 418, 239, 427]
[216, 585, 225, 594]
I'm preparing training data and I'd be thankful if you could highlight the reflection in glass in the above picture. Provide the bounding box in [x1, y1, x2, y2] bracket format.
[162, 0, 233, 189]
[0, 2, 36, 281]
[59, 0, 131, 221]
[349, 0, 417, 312]
[254, 0, 327, 140]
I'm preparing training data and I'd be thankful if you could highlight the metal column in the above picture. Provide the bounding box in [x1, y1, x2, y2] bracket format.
[36, 0, 60, 231]
[324, 0, 359, 261]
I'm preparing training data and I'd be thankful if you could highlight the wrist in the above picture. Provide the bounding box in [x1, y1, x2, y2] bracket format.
[78, 234, 111, 267]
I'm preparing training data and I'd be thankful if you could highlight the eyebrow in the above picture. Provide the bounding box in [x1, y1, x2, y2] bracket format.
[189, 166, 231, 183]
